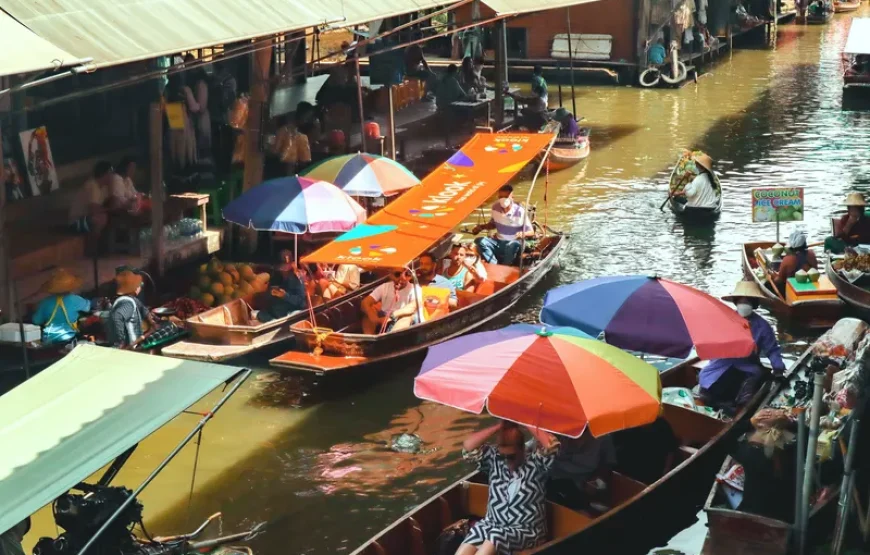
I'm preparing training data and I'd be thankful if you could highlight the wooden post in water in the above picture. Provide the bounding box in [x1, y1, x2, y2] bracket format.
[494, 19, 507, 128]
[149, 103, 165, 277]
[241, 47, 274, 253]
[566, 7, 577, 116]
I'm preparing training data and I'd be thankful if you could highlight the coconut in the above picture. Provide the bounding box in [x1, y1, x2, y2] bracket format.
[200, 293, 215, 307]
[210, 282, 225, 296]
[219, 272, 233, 286]
[808, 268, 820, 283]
[240, 265, 255, 280]
[206, 258, 223, 275]
[771, 243, 785, 258]
[223, 285, 235, 298]
[795, 269, 809, 284]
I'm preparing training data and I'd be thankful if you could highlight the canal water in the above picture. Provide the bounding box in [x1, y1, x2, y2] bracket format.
[23, 9, 870, 555]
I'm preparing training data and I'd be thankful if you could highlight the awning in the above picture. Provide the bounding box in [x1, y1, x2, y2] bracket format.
[481, 0, 601, 15]
[844, 18, 870, 55]
[0, 10, 83, 77]
[303, 132, 554, 268]
[0, 344, 246, 535]
[0, 0, 456, 69]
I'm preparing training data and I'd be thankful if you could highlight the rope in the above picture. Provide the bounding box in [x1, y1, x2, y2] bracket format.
[185, 428, 204, 527]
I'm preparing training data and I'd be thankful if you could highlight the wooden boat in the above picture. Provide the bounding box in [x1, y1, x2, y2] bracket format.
[540, 129, 591, 172]
[350, 358, 773, 555]
[805, 9, 834, 23]
[826, 257, 870, 317]
[271, 233, 567, 375]
[667, 153, 723, 223]
[741, 241, 843, 328]
[701, 338, 846, 555]
[834, 0, 860, 11]
[843, 18, 870, 92]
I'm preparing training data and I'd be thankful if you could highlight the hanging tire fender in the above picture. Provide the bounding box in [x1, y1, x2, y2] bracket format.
[639, 67, 661, 87]
[661, 61, 688, 84]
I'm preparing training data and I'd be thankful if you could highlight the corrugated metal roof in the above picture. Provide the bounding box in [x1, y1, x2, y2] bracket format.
[481, 0, 601, 15]
[844, 18, 870, 55]
[0, 0, 454, 68]
[0, 10, 83, 77]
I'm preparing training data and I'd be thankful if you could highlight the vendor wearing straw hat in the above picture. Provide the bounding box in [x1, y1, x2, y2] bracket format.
[31, 269, 91, 345]
[106, 266, 152, 349]
[678, 152, 719, 210]
[825, 192, 870, 253]
[698, 281, 786, 415]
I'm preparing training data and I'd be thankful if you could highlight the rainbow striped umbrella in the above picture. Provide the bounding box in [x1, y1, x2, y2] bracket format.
[222, 176, 365, 233]
[415, 324, 662, 438]
[301, 153, 420, 197]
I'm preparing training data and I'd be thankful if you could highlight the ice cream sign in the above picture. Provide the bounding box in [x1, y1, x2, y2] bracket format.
[751, 187, 804, 223]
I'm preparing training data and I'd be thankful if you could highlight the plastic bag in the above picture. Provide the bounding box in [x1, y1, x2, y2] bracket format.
[229, 94, 249, 130]
[716, 463, 745, 491]
[662, 387, 697, 410]
[811, 318, 869, 360]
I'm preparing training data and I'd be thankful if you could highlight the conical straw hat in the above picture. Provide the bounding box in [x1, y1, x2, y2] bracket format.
[41, 268, 83, 295]
[694, 153, 714, 173]
[845, 192, 866, 207]
[722, 281, 767, 303]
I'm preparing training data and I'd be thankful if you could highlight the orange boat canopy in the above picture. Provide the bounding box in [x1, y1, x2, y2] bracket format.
[302, 132, 554, 268]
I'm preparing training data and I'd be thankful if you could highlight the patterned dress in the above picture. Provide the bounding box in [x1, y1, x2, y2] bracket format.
[462, 443, 558, 554]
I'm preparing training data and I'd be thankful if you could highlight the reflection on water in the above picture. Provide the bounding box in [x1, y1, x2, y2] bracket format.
[22, 10, 870, 555]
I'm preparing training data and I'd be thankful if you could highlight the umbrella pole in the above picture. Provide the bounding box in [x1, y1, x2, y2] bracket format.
[294, 234, 298, 265]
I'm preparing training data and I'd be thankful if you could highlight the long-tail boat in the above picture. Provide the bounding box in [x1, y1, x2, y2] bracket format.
[741, 241, 843, 328]
[271, 132, 566, 376]
[350, 356, 775, 555]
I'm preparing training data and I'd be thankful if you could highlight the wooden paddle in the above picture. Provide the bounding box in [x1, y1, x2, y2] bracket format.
[659, 192, 673, 212]
[755, 249, 788, 303]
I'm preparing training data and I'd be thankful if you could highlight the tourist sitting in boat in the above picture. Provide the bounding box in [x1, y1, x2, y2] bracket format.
[825, 193, 870, 253]
[436, 64, 474, 112]
[441, 243, 486, 292]
[106, 266, 154, 349]
[546, 433, 616, 513]
[676, 153, 719, 209]
[472, 185, 535, 266]
[457, 420, 559, 555]
[361, 268, 423, 334]
[552, 107, 580, 139]
[772, 230, 817, 296]
[698, 281, 786, 415]
[417, 252, 458, 310]
[317, 263, 361, 301]
[459, 56, 486, 95]
[257, 256, 309, 323]
[31, 268, 92, 346]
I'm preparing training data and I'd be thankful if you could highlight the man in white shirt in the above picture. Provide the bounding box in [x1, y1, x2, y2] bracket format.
[472, 184, 534, 266]
[361, 268, 422, 334]
[680, 153, 719, 209]
[320, 263, 361, 301]
[68, 161, 113, 254]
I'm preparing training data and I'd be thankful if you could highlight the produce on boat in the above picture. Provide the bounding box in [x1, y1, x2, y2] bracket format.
[742, 241, 843, 328]
[702, 318, 870, 555]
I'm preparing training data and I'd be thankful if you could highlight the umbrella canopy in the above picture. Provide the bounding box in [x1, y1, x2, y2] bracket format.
[414, 324, 662, 438]
[222, 176, 366, 233]
[540, 275, 755, 360]
[300, 153, 420, 197]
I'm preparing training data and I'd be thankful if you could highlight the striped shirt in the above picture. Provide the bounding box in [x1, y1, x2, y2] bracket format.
[491, 201, 533, 241]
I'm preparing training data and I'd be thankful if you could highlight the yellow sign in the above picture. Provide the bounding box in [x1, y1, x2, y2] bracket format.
[164, 102, 186, 130]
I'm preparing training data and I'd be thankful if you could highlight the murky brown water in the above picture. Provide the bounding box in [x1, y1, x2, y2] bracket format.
[23, 9, 870, 555]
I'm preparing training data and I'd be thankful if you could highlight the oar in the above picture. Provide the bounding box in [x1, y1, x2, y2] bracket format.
[660, 191, 674, 211]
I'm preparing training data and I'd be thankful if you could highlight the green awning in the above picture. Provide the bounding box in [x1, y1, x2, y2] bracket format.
[0, 344, 245, 535]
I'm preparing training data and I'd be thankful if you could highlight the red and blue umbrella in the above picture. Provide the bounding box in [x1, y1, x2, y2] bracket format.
[300, 153, 420, 197]
[222, 176, 365, 233]
[540, 275, 754, 360]
[415, 324, 662, 438]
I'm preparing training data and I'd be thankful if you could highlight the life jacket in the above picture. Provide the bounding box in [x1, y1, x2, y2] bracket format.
[421, 286, 451, 321]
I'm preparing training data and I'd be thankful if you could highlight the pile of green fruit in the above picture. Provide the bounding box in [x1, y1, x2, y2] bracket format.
[188, 257, 271, 307]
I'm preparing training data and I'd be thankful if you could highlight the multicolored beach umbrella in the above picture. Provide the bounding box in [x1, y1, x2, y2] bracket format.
[222, 176, 365, 233]
[300, 153, 420, 197]
[414, 324, 662, 438]
[540, 275, 754, 360]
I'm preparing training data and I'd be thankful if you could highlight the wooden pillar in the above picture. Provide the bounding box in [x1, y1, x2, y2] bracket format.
[149, 103, 165, 277]
[635, 0, 652, 69]
[241, 46, 273, 253]
[494, 19, 507, 128]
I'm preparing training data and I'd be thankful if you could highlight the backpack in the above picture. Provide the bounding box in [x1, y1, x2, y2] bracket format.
[208, 72, 236, 120]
